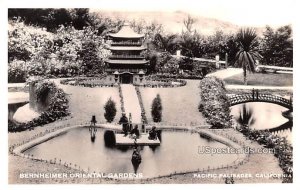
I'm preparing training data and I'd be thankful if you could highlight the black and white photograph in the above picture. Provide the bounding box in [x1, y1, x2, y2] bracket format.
[2, 0, 297, 188]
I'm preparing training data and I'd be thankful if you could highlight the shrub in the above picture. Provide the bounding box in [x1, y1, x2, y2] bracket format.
[104, 97, 117, 123]
[199, 76, 232, 128]
[8, 60, 26, 83]
[151, 94, 162, 122]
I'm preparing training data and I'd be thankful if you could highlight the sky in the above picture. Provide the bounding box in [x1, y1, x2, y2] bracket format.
[1, 0, 295, 27]
[89, 0, 295, 27]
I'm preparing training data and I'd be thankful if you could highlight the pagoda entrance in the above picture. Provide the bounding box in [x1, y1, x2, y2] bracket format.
[120, 73, 133, 84]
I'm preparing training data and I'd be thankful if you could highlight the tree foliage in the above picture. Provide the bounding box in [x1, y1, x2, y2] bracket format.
[151, 94, 163, 122]
[235, 28, 262, 85]
[8, 8, 92, 32]
[104, 97, 117, 123]
[260, 25, 293, 67]
[8, 18, 110, 82]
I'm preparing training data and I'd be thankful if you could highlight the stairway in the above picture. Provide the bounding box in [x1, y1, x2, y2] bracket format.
[120, 84, 142, 123]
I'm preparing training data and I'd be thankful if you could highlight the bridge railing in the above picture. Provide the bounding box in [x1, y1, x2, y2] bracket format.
[228, 93, 292, 108]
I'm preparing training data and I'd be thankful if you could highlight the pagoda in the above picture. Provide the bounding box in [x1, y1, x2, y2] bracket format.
[105, 23, 148, 84]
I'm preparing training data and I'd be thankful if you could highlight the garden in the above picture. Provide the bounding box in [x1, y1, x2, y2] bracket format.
[7, 8, 293, 184]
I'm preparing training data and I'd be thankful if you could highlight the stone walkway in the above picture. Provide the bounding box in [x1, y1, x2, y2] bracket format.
[8, 92, 29, 104]
[226, 84, 293, 91]
[207, 68, 243, 79]
[120, 84, 142, 123]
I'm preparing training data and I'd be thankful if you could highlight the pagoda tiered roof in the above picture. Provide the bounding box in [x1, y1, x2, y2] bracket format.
[108, 23, 144, 38]
[107, 45, 147, 51]
[105, 59, 148, 64]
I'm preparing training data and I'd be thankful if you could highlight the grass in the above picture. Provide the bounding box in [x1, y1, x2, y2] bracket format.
[54, 80, 122, 124]
[140, 80, 206, 125]
[224, 72, 293, 86]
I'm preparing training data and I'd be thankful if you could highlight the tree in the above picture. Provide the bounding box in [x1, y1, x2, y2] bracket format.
[153, 33, 178, 53]
[260, 25, 293, 67]
[235, 28, 262, 85]
[104, 97, 117, 123]
[183, 15, 196, 33]
[151, 94, 162, 122]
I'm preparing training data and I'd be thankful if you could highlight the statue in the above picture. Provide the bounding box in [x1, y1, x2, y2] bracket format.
[119, 113, 129, 136]
[130, 124, 140, 138]
[148, 126, 157, 140]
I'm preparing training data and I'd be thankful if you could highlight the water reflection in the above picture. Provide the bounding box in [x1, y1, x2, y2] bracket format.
[24, 128, 238, 178]
[89, 127, 97, 143]
[231, 102, 292, 143]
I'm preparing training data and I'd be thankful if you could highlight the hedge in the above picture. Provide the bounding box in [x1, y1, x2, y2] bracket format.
[199, 76, 232, 128]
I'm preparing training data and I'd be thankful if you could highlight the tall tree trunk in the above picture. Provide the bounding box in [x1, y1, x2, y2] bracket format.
[243, 66, 247, 85]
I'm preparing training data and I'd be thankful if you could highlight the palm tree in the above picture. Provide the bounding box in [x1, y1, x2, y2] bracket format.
[153, 33, 178, 52]
[235, 28, 262, 85]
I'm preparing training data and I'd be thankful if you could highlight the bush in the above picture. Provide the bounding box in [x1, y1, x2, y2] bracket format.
[104, 97, 117, 123]
[151, 94, 162, 122]
[199, 76, 232, 128]
[8, 60, 26, 83]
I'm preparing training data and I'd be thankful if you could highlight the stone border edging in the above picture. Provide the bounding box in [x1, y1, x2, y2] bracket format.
[10, 124, 249, 181]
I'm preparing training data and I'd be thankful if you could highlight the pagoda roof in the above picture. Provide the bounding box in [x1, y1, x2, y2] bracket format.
[105, 59, 148, 64]
[108, 23, 144, 38]
[108, 46, 147, 51]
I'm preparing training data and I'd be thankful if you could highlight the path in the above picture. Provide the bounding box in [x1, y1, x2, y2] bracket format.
[226, 84, 293, 90]
[120, 84, 142, 123]
[206, 68, 243, 79]
[8, 92, 29, 104]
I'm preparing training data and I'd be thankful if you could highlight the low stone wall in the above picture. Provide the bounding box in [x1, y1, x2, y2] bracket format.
[10, 123, 248, 180]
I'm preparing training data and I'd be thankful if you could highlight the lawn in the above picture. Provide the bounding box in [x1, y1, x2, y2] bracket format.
[224, 72, 293, 86]
[58, 82, 122, 124]
[140, 80, 206, 125]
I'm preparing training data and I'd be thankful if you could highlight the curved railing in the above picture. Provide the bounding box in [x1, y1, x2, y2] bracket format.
[228, 93, 292, 109]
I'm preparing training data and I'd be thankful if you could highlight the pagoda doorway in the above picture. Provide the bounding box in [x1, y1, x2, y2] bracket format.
[120, 73, 133, 84]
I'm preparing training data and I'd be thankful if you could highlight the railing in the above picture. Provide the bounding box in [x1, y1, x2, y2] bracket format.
[111, 41, 142, 46]
[109, 55, 144, 59]
[228, 93, 293, 109]
[105, 68, 144, 73]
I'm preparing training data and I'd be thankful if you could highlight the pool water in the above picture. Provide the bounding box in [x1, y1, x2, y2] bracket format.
[24, 128, 238, 178]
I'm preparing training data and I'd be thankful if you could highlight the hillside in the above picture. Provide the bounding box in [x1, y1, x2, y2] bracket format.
[92, 10, 264, 35]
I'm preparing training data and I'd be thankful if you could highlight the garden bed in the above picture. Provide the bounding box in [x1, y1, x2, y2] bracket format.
[136, 75, 187, 88]
[237, 124, 293, 183]
[60, 75, 117, 88]
[199, 76, 232, 128]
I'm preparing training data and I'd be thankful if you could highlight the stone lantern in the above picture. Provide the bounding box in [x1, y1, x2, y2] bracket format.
[138, 70, 145, 83]
[113, 71, 119, 83]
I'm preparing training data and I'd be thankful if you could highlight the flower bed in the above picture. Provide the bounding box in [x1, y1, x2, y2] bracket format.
[135, 86, 148, 124]
[8, 81, 69, 132]
[237, 124, 293, 183]
[136, 75, 187, 88]
[118, 84, 125, 113]
[199, 76, 232, 128]
[60, 75, 117, 88]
